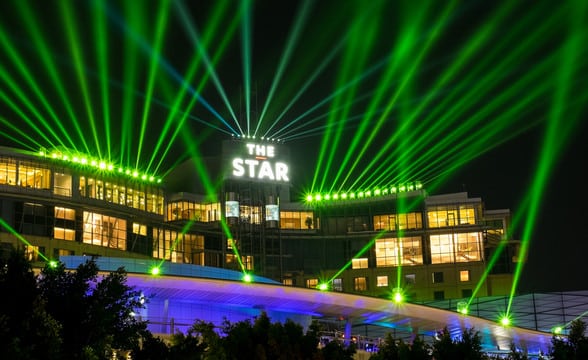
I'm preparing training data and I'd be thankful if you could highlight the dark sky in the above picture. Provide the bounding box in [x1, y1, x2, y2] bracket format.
[0, 0, 587, 292]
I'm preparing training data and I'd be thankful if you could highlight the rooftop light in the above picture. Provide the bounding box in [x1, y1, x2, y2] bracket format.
[303, 182, 424, 203]
[39, 148, 162, 184]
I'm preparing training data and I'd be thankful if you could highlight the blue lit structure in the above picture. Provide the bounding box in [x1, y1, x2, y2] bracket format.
[60, 256, 556, 356]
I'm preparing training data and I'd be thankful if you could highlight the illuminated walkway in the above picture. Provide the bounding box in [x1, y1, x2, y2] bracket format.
[62, 256, 555, 355]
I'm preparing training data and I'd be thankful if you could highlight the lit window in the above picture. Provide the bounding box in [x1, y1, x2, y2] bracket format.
[24, 245, 40, 262]
[352, 258, 368, 269]
[460, 270, 470, 282]
[282, 279, 293, 286]
[376, 237, 423, 267]
[55, 207, 75, 220]
[133, 223, 147, 235]
[376, 276, 388, 287]
[354, 277, 367, 291]
[306, 278, 318, 288]
[82, 211, 127, 250]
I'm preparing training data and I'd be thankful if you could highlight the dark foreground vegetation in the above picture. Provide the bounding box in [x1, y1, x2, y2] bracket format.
[1, 249, 587, 359]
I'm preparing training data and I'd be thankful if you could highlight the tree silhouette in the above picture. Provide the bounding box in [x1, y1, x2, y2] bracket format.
[550, 319, 588, 360]
[0, 249, 61, 360]
[38, 257, 147, 359]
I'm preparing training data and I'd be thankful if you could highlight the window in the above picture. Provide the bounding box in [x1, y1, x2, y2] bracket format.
[54, 206, 76, 241]
[306, 278, 318, 289]
[373, 212, 423, 231]
[430, 234, 454, 264]
[280, 211, 314, 230]
[17, 162, 50, 189]
[133, 223, 147, 236]
[455, 232, 481, 262]
[432, 271, 444, 283]
[25, 245, 41, 262]
[427, 207, 458, 228]
[376, 237, 423, 267]
[376, 276, 388, 287]
[352, 258, 368, 269]
[459, 270, 470, 282]
[18, 202, 48, 236]
[405, 274, 416, 285]
[354, 277, 367, 291]
[0, 157, 17, 185]
[434, 291, 445, 300]
[459, 206, 476, 225]
[82, 211, 127, 250]
[54, 248, 74, 258]
[282, 279, 293, 286]
[53, 173, 72, 196]
[462, 289, 473, 298]
[332, 278, 343, 292]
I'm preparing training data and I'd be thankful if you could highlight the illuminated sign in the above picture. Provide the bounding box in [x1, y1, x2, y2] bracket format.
[227, 142, 289, 182]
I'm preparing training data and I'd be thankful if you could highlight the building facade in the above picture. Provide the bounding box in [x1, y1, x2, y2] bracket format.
[0, 142, 518, 302]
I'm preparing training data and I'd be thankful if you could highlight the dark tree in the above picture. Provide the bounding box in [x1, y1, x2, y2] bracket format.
[370, 333, 431, 360]
[0, 249, 61, 360]
[550, 319, 588, 360]
[506, 341, 528, 360]
[132, 330, 171, 360]
[432, 327, 486, 360]
[38, 257, 147, 359]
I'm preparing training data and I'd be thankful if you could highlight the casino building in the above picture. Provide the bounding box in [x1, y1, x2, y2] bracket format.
[0, 140, 518, 302]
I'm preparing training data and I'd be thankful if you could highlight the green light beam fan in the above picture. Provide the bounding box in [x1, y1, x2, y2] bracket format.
[254, 0, 312, 137]
[149, 0, 241, 174]
[344, 0, 546, 191]
[0, 30, 77, 151]
[151, 5, 242, 175]
[264, 34, 349, 140]
[334, 0, 456, 192]
[13, 1, 89, 153]
[59, 0, 102, 157]
[240, 0, 252, 136]
[317, 2, 381, 193]
[0, 89, 58, 150]
[92, 0, 112, 160]
[119, 0, 143, 167]
[174, 0, 243, 136]
[134, 0, 172, 169]
[507, 15, 588, 314]
[388, 1, 562, 179]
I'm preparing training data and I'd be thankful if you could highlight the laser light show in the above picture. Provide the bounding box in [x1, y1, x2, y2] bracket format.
[0, 0, 587, 356]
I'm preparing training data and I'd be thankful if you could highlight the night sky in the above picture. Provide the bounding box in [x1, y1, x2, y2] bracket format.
[0, 0, 587, 293]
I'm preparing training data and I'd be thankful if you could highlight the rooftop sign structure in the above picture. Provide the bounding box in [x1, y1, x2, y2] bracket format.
[223, 140, 290, 183]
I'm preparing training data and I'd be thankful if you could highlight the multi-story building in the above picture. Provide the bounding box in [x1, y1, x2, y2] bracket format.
[0, 140, 518, 302]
